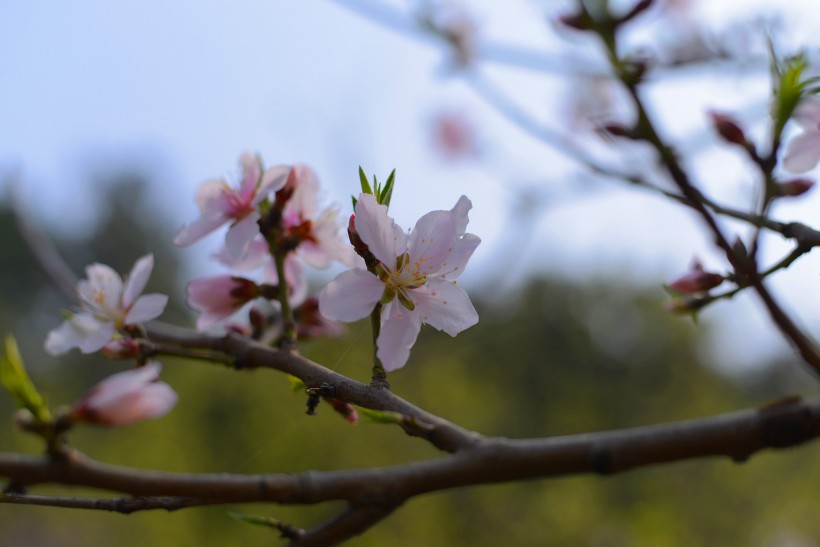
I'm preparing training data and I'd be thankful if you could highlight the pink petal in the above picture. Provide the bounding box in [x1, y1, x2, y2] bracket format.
[377, 303, 423, 372]
[257, 165, 291, 200]
[438, 233, 481, 280]
[450, 195, 472, 236]
[124, 293, 168, 324]
[793, 96, 820, 130]
[91, 362, 163, 406]
[173, 212, 230, 246]
[78, 362, 178, 426]
[410, 278, 478, 336]
[79, 322, 117, 354]
[282, 164, 319, 220]
[44, 314, 108, 356]
[225, 211, 261, 259]
[214, 238, 269, 270]
[318, 269, 384, 322]
[122, 254, 154, 310]
[238, 151, 262, 201]
[79, 263, 124, 315]
[195, 179, 229, 215]
[783, 131, 820, 173]
[285, 255, 308, 306]
[94, 382, 177, 426]
[354, 193, 407, 267]
[406, 210, 457, 277]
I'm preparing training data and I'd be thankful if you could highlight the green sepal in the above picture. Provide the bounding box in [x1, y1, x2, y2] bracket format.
[1, 336, 52, 424]
[287, 374, 306, 394]
[358, 166, 373, 195]
[768, 42, 813, 143]
[228, 511, 286, 530]
[380, 169, 396, 207]
[359, 407, 404, 424]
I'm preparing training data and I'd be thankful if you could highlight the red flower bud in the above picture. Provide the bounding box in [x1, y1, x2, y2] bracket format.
[708, 111, 747, 146]
[776, 178, 815, 197]
[668, 270, 723, 295]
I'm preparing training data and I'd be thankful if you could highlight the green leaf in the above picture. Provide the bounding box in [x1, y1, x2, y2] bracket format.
[380, 169, 396, 207]
[228, 511, 284, 530]
[1, 336, 52, 424]
[359, 407, 404, 424]
[286, 374, 306, 394]
[358, 166, 373, 195]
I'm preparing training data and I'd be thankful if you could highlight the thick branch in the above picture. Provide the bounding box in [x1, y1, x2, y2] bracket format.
[291, 504, 398, 547]
[0, 493, 217, 513]
[0, 397, 817, 506]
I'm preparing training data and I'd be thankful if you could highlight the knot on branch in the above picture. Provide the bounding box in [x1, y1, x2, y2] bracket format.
[758, 397, 820, 449]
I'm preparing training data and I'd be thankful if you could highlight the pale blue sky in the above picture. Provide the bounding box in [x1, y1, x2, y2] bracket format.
[4, 0, 820, 369]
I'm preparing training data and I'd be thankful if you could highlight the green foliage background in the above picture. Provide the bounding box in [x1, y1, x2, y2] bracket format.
[1, 176, 819, 546]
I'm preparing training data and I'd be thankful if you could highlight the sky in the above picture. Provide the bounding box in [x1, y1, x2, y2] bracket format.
[3, 0, 820, 372]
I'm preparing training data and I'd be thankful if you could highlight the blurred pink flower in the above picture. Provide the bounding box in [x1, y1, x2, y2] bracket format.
[667, 268, 723, 295]
[45, 255, 168, 355]
[174, 152, 290, 258]
[432, 111, 477, 160]
[319, 193, 480, 372]
[72, 362, 177, 427]
[186, 275, 261, 330]
[213, 239, 309, 307]
[783, 97, 820, 173]
[281, 165, 358, 268]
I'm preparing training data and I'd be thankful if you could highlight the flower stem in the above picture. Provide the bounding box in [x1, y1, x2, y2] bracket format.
[273, 252, 296, 348]
[370, 303, 389, 388]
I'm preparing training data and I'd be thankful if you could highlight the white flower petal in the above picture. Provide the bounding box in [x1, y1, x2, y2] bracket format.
[783, 131, 820, 173]
[318, 269, 384, 322]
[123, 254, 154, 310]
[257, 165, 290, 199]
[79, 322, 117, 354]
[282, 164, 319, 220]
[450, 195, 472, 236]
[44, 314, 105, 355]
[79, 263, 123, 315]
[793, 96, 820, 130]
[439, 233, 481, 280]
[377, 303, 423, 372]
[225, 211, 261, 259]
[173, 212, 230, 246]
[125, 293, 169, 324]
[406, 210, 457, 277]
[354, 193, 407, 267]
[410, 278, 478, 336]
[238, 151, 262, 201]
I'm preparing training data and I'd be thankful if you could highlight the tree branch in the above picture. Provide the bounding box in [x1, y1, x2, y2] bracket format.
[0, 397, 817, 508]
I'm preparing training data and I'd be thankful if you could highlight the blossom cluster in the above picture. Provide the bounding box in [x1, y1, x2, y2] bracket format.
[37, 151, 481, 429]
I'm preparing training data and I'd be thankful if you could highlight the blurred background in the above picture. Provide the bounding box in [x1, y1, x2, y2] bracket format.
[3, 0, 820, 545]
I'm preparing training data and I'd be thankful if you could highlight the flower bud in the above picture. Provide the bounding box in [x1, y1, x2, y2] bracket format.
[667, 270, 723, 295]
[557, 11, 593, 31]
[708, 111, 747, 146]
[329, 399, 359, 425]
[101, 338, 141, 360]
[72, 362, 177, 427]
[775, 178, 815, 197]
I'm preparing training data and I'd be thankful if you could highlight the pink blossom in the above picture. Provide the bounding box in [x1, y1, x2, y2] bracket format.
[72, 362, 177, 427]
[281, 165, 358, 268]
[45, 255, 168, 355]
[432, 111, 478, 160]
[213, 239, 309, 307]
[186, 275, 261, 330]
[667, 269, 723, 295]
[174, 152, 290, 258]
[783, 97, 820, 173]
[319, 194, 480, 372]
